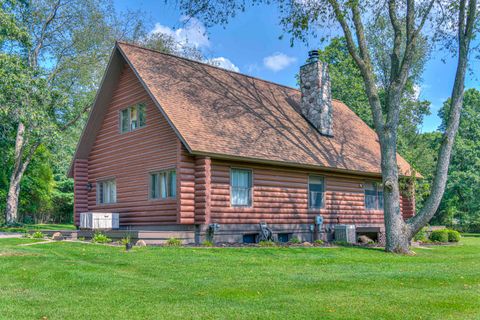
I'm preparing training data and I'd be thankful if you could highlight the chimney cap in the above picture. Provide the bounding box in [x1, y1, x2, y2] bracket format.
[308, 50, 319, 63]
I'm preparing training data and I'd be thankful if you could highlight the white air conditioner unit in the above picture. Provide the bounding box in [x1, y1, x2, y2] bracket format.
[80, 212, 119, 230]
[334, 225, 356, 243]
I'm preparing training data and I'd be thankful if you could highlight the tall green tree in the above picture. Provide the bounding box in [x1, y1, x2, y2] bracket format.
[1, 0, 145, 224]
[178, 0, 479, 253]
[434, 89, 480, 227]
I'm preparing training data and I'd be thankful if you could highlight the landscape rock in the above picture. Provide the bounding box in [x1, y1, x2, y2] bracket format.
[52, 232, 64, 241]
[302, 241, 313, 247]
[358, 235, 373, 244]
[136, 240, 147, 247]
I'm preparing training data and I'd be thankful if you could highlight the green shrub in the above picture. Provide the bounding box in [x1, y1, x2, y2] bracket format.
[314, 240, 324, 245]
[92, 232, 111, 244]
[413, 227, 428, 242]
[120, 236, 131, 246]
[447, 230, 461, 242]
[429, 230, 449, 243]
[32, 231, 45, 239]
[201, 240, 214, 247]
[165, 238, 182, 247]
[78, 237, 85, 241]
[289, 236, 301, 244]
[258, 240, 276, 247]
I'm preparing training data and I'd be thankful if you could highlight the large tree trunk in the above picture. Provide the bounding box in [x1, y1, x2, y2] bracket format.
[5, 178, 21, 224]
[4, 122, 36, 224]
[381, 132, 411, 253]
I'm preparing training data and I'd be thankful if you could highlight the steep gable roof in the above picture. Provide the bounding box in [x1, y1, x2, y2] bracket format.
[70, 42, 415, 177]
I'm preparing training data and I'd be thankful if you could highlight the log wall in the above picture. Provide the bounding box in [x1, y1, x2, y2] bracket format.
[84, 64, 180, 226]
[73, 159, 89, 225]
[208, 159, 414, 226]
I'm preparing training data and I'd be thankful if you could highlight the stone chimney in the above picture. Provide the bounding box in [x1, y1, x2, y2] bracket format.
[299, 50, 333, 136]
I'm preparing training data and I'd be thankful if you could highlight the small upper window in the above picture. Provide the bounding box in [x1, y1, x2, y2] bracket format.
[150, 170, 176, 199]
[97, 179, 116, 204]
[308, 175, 325, 209]
[365, 182, 383, 210]
[120, 103, 146, 133]
[231, 168, 252, 207]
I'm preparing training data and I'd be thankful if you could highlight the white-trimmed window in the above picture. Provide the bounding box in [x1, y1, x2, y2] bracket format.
[150, 170, 176, 199]
[365, 182, 383, 210]
[97, 179, 116, 204]
[120, 103, 146, 133]
[230, 168, 252, 207]
[308, 175, 325, 209]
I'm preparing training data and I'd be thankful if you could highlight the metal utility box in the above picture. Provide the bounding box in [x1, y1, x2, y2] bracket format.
[80, 212, 119, 230]
[334, 224, 356, 243]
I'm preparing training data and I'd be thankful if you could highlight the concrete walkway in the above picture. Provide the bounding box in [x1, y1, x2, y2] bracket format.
[0, 232, 23, 239]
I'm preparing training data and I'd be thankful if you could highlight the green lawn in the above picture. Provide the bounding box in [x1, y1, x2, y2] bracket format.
[0, 223, 75, 233]
[0, 238, 479, 319]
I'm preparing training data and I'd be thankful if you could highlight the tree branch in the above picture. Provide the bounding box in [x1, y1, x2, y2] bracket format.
[29, 0, 62, 68]
[59, 103, 91, 132]
[407, 0, 477, 237]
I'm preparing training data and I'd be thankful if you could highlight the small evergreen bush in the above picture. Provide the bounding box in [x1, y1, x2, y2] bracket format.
[120, 236, 131, 246]
[32, 231, 45, 239]
[165, 238, 182, 247]
[447, 230, 461, 242]
[201, 240, 214, 247]
[429, 230, 449, 243]
[92, 232, 111, 244]
[314, 240, 324, 245]
[258, 240, 276, 247]
[289, 236, 301, 244]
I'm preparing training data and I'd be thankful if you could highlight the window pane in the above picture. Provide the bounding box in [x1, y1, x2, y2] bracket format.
[159, 172, 167, 198]
[378, 191, 384, 209]
[150, 174, 158, 199]
[130, 107, 138, 130]
[168, 171, 176, 198]
[97, 180, 116, 204]
[121, 109, 129, 133]
[98, 182, 104, 204]
[138, 104, 146, 127]
[231, 169, 252, 206]
[308, 175, 324, 208]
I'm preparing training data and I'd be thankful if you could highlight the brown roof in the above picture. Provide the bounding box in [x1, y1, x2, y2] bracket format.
[71, 41, 415, 177]
[117, 42, 415, 176]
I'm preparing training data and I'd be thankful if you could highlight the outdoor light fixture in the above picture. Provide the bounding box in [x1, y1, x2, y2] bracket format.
[86, 182, 93, 191]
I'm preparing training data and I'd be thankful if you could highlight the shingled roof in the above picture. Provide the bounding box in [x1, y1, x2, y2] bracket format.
[70, 42, 415, 177]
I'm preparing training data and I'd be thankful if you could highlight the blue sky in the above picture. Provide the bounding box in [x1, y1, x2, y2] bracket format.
[114, 0, 479, 132]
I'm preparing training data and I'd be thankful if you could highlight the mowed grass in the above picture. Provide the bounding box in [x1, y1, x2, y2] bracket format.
[0, 238, 479, 320]
[0, 224, 75, 233]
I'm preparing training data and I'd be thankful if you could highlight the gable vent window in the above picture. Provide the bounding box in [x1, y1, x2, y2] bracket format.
[365, 182, 384, 210]
[120, 103, 146, 133]
[231, 168, 252, 207]
[97, 179, 116, 204]
[150, 170, 176, 199]
[308, 175, 325, 209]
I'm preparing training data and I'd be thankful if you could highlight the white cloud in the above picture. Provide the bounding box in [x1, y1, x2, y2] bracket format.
[151, 17, 210, 49]
[263, 53, 297, 72]
[207, 57, 240, 72]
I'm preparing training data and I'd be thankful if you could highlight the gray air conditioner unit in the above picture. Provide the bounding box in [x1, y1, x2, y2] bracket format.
[80, 212, 119, 230]
[334, 225, 356, 243]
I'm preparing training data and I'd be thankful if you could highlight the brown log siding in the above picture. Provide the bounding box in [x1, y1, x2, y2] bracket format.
[209, 160, 413, 225]
[84, 64, 180, 226]
[73, 159, 89, 225]
[194, 156, 212, 224]
[177, 142, 195, 224]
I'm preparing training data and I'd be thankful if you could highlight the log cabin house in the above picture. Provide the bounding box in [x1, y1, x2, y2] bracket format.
[68, 42, 416, 244]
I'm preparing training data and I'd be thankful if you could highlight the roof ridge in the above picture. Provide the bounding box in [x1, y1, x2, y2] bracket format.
[116, 40, 302, 93]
